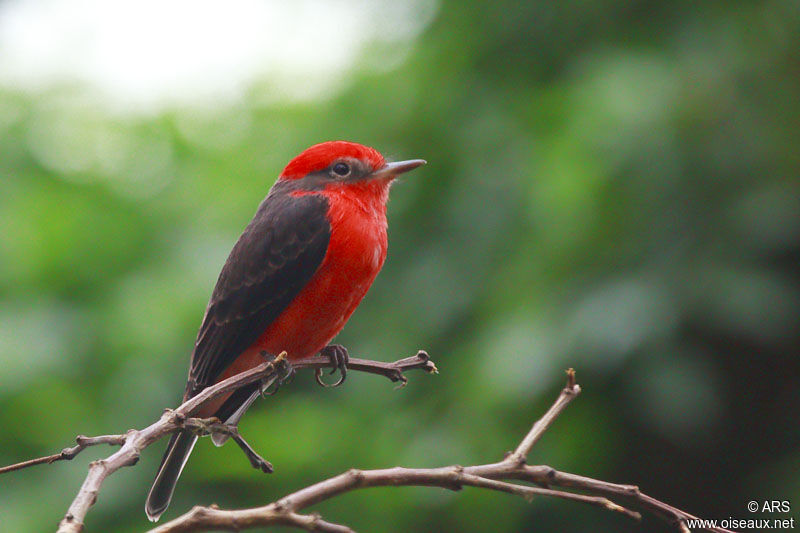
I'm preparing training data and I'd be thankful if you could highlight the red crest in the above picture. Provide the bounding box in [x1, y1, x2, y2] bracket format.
[280, 141, 386, 179]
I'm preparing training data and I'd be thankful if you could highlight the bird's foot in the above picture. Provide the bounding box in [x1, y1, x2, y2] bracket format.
[231, 430, 273, 473]
[183, 416, 223, 437]
[259, 350, 295, 396]
[316, 344, 349, 388]
[204, 421, 273, 473]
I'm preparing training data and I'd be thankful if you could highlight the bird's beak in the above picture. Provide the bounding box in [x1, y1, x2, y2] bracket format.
[369, 159, 426, 180]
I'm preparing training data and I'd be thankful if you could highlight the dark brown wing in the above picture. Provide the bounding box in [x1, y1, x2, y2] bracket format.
[185, 187, 330, 397]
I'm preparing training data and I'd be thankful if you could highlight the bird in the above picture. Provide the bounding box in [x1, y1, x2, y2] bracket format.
[145, 141, 425, 521]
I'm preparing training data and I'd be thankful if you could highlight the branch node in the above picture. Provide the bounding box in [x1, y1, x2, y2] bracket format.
[605, 500, 641, 520]
[57, 449, 74, 462]
[625, 484, 641, 496]
[140, 365, 732, 533]
[565, 368, 576, 389]
[416, 350, 438, 374]
[450, 465, 465, 490]
[346, 468, 364, 485]
[274, 500, 289, 513]
[392, 373, 409, 389]
[190, 505, 211, 519]
[10, 350, 436, 532]
[563, 369, 581, 397]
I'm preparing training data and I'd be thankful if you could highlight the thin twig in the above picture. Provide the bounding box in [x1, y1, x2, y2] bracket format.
[151, 370, 731, 533]
[0, 352, 433, 479]
[54, 352, 284, 533]
[292, 350, 438, 386]
[0, 435, 126, 475]
[3, 358, 730, 533]
[509, 367, 580, 463]
[0, 351, 436, 533]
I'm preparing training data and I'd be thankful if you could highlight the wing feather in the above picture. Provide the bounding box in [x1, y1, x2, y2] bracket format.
[186, 189, 330, 397]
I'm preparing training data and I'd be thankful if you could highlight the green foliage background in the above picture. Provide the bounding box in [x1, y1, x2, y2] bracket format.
[1, 1, 799, 531]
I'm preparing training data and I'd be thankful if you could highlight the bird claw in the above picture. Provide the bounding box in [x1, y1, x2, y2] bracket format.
[216, 423, 273, 474]
[315, 344, 349, 388]
[259, 351, 295, 396]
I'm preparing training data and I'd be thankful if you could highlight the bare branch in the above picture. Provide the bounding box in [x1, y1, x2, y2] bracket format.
[503, 467, 733, 533]
[152, 464, 641, 533]
[3, 358, 728, 533]
[508, 367, 580, 463]
[0, 351, 435, 533]
[0, 435, 126, 475]
[151, 370, 731, 533]
[292, 350, 438, 386]
[147, 505, 354, 533]
[3, 351, 435, 483]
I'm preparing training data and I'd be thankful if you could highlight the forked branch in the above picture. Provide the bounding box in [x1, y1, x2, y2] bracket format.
[2, 359, 730, 533]
[151, 369, 733, 533]
[0, 351, 437, 533]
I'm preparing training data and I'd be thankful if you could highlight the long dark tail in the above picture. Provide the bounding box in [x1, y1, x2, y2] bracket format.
[145, 430, 198, 522]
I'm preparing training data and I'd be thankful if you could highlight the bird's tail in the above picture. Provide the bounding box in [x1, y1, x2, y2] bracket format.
[145, 430, 198, 522]
[210, 385, 262, 447]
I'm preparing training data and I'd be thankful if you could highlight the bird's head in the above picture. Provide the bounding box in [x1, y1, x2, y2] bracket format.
[278, 141, 425, 199]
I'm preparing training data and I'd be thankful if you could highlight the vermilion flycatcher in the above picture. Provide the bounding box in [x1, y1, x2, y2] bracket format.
[145, 141, 425, 521]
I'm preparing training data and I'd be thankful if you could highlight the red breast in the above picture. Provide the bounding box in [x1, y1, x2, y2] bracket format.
[209, 168, 391, 390]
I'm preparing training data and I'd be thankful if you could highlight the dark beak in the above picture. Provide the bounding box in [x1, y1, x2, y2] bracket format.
[369, 159, 426, 180]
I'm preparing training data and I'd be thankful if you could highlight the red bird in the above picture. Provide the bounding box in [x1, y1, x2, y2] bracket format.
[145, 141, 425, 521]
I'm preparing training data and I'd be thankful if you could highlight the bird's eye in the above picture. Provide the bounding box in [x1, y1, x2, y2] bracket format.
[332, 162, 351, 177]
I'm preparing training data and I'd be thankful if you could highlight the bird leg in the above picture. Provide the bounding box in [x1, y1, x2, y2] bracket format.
[229, 429, 273, 473]
[181, 417, 273, 473]
[315, 344, 349, 388]
[258, 350, 295, 396]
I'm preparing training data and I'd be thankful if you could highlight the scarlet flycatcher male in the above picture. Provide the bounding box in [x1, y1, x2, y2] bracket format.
[145, 141, 425, 521]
